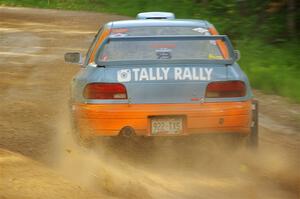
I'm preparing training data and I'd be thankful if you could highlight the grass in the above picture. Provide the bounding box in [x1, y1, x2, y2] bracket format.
[1, 0, 299, 102]
[238, 40, 300, 101]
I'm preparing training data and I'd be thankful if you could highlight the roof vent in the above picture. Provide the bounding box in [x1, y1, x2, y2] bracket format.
[136, 12, 175, 20]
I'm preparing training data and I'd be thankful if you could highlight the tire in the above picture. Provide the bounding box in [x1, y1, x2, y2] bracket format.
[69, 102, 94, 148]
[71, 124, 95, 148]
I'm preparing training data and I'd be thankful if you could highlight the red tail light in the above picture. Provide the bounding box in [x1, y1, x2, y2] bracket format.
[83, 83, 127, 99]
[206, 81, 246, 98]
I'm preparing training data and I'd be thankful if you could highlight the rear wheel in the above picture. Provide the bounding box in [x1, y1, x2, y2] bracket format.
[69, 102, 95, 148]
[71, 123, 95, 148]
[229, 100, 259, 149]
[71, 125, 95, 148]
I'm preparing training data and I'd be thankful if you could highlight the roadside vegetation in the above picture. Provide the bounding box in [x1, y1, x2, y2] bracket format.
[1, 0, 299, 102]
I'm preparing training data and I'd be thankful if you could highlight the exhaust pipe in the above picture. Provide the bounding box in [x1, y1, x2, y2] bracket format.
[119, 126, 135, 138]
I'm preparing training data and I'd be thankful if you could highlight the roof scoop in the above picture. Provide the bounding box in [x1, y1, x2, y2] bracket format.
[136, 12, 175, 20]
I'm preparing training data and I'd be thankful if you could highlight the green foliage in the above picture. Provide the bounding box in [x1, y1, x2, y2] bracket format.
[238, 39, 300, 102]
[0, 0, 299, 102]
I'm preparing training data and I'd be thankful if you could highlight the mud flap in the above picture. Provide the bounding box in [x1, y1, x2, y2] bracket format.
[248, 99, 259, 148]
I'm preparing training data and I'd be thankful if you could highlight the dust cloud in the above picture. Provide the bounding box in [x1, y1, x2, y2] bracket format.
[51, 105, 299, 199]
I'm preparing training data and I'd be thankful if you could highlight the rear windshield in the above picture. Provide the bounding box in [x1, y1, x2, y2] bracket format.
[97, 37, 231, 62]
[110, 26, 210, 36]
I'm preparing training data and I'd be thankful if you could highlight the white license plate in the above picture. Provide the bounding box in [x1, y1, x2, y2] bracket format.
[151, 117, 183, 135]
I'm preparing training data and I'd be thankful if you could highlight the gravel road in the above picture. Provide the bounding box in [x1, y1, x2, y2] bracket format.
[0, 7, 299, 199]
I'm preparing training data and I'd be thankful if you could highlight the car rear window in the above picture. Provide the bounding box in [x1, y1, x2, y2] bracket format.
[110, 26, 210, 36]
[97, 37, 231, 62]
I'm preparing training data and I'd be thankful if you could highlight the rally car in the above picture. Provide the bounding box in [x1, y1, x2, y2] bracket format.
[65, 12, 258, 147]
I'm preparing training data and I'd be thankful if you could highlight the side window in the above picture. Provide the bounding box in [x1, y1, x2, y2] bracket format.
[84, 27, 103, 65]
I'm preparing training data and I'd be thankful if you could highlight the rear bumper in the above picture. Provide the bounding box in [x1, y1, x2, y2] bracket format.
[72, 101, 252, 137]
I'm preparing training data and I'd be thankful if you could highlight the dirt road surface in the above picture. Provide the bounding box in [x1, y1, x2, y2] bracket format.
[0, 7, 299, 199]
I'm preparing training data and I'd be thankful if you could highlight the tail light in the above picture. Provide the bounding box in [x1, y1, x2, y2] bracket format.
[206, 81, 246, 98]
[83, 83, 127, 99]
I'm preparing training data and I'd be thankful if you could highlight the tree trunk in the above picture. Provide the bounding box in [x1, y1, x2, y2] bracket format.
[202, 0, 208, 6]
[237, 0, 248, 16]
[287, 0, 296, 38]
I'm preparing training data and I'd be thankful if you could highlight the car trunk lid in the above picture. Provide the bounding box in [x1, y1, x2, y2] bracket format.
[98, 63, 228, 104]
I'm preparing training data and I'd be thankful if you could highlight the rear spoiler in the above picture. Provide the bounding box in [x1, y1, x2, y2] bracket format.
[95, 35, 238, 66]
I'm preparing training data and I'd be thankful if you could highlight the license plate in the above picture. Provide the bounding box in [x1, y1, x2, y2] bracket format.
[151, 116, 183, 135]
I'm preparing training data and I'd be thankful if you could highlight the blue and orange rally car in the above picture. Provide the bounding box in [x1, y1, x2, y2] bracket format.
[65, 12, 258, 147]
